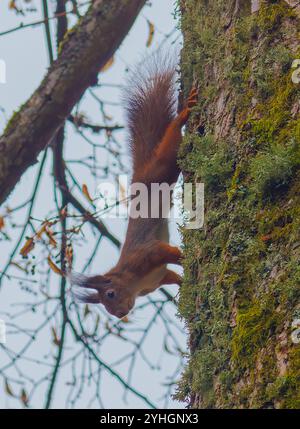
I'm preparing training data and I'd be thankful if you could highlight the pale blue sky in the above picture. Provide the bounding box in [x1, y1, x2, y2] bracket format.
[0, 1, 187, 409]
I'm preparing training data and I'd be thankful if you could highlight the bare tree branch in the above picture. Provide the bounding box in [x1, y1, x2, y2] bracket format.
[0, 0, 146, 205]
[53, 138, 121, 248]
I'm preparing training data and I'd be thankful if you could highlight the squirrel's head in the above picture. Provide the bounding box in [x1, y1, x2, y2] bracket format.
[69, 272, 136, 319]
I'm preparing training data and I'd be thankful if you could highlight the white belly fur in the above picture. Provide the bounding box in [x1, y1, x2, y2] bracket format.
[135, 220, 169, 296]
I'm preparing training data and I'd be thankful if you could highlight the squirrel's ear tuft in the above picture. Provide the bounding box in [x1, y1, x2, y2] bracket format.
[67, 271, 89, 288]
[68, 272, 104, 304]
[72, 288, 100, 304]
[68, 272, 111, 290]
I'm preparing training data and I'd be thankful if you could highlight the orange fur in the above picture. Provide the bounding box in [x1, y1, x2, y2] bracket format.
[70, 58, 198, 318]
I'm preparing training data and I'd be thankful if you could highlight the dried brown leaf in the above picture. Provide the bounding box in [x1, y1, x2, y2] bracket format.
[47, 256, 63, 276]
[146, 20, 155, 47]
[51, 327, 61, 346]
[5, 380, 14, 397]
[20, 238, 35, 257]
[82, 184, 93, 202]
[45, 227, 57, 247]
[20, 388, 29, 407]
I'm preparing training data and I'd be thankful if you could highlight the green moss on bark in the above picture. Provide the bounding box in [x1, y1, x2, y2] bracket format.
[177, 0, 300, 408]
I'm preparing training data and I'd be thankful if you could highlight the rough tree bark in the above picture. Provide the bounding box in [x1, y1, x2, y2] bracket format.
[177, 0, 300, 408]
[0, 0, 146, 205]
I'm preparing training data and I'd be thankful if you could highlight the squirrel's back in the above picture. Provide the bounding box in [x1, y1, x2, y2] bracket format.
[123, 53, 177, 172]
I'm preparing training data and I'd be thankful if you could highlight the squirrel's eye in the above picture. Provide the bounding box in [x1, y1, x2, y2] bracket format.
[106, 290, 115, 299]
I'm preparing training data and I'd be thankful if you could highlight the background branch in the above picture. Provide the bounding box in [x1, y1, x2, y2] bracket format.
[0, 0, 146, 205]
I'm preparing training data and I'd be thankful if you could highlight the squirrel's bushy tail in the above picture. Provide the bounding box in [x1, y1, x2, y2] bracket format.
[123, 52, 177, 171]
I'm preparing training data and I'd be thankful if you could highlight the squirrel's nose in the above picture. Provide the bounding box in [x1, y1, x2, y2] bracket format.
[116, 310, 128, 319]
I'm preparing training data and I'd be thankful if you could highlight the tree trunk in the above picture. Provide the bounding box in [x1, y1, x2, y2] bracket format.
[0, 0, 145, 205]
[177, 0, 300, 408]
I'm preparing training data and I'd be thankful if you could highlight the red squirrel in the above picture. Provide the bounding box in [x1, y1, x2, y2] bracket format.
[70, 56, 198, 319]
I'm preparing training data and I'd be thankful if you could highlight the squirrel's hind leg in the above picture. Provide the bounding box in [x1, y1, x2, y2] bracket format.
[156, 84, 199, 160]
[143, 85, 199, 185]
[177, 85, 199, 126]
